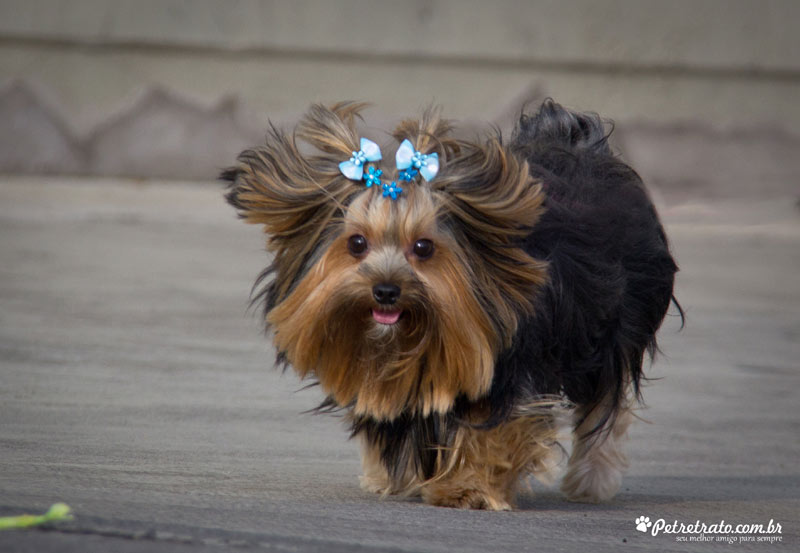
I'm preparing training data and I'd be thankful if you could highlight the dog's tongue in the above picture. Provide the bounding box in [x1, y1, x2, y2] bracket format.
[372, 309, 402, 325]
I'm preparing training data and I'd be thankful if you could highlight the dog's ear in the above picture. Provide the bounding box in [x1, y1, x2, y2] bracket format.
[391, 107, 543, 238]
[222, 102, 368, 300]
[223, 102, 367, 237]
[436, 136, 544, 239]
[434, 132, 548, 342]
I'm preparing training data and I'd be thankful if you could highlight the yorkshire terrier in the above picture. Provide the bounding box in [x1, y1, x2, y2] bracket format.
[222, 99, 680, 510]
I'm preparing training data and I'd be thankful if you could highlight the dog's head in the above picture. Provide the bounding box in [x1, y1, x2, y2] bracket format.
[224, 103, 547, 420]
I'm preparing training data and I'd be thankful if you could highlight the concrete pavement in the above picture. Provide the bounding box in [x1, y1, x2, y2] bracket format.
[0, 178, 797, 552]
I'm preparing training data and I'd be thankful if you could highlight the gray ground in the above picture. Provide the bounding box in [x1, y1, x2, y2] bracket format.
[0, 178, 797, 552]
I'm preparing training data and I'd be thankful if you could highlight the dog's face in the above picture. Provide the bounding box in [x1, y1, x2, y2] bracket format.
[224, 103, 548, 420]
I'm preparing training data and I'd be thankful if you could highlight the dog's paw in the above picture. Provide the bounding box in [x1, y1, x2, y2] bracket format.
[422, 486, 511, 511]
[561, 460, 623, 503]
[359, 474, 393, 495]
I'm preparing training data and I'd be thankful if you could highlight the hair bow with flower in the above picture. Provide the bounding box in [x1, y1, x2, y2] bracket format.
[337, 137, 438, 200]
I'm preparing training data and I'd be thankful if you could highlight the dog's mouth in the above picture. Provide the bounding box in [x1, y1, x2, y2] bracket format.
[371, 308, 402, 325]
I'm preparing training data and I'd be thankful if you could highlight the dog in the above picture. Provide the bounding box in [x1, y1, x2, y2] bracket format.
[222, 99, 680, 510]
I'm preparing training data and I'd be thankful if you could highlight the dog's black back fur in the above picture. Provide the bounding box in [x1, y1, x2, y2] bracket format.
[352, 100, 680, 477]
[494, 99, 680, 430]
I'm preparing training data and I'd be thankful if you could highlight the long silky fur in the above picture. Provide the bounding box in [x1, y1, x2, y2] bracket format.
[223, 99, 681, 507]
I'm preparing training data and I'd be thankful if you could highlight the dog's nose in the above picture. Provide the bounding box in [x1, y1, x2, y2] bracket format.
[373, 283, 401, 305]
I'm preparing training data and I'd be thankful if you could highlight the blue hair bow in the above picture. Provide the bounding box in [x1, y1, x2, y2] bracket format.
[395, 139, 439, 182]
[339, 138, 382, 180]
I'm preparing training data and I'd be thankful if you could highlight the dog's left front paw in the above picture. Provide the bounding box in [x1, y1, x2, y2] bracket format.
[359, 474, 393, 495]
[422, 485, 511, 511]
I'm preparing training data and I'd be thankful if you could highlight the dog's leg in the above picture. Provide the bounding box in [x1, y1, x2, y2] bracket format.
[560, 395, 633, 503]
[357, 434, 420, 496]
[421, 414, 559, 510]
[358, 435, 394, 494]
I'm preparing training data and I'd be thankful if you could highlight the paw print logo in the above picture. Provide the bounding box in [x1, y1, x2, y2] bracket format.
[635, 516, 652, 533]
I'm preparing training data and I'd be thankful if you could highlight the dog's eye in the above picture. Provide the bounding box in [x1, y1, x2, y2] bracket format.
[347, 234, 368, 256]
[412, 239, 434, 260]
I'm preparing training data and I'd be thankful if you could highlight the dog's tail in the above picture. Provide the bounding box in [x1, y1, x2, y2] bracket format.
[510, 98, 612, 172]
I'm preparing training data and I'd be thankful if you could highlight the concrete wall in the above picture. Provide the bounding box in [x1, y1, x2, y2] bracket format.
[1, 0, 798, 196]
